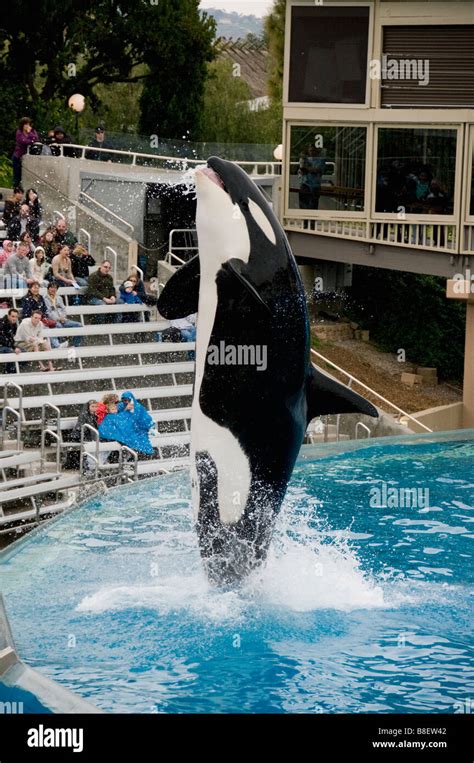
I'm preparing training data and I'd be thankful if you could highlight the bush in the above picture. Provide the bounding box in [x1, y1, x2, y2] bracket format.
[346, 266, 466, 382]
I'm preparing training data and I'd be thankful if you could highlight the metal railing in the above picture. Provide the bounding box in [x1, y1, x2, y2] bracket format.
[120, 445, 138, 482]
[79, 191, 135, 234]
[78, 227, 92, 252]
[28, 142, 282, 176]
[311, 348, 433, 433]
[104, 246, 118, 283]
[2, 382, 23, 448]
[1, 407, 21, 451]
[356, 422, 371, 439]
[41, 429, 61, 473]
[80, 424, 100, 479]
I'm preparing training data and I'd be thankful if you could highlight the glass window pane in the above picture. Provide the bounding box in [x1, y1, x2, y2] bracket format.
[376, 128, 457, 215]
[289, 6, 370, 104]
[289, 126, 367, 212]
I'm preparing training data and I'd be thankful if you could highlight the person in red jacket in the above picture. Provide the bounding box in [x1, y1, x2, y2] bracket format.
[12, 117, 40, 187]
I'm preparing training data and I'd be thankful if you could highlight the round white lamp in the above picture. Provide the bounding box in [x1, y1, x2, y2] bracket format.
[68, 93, 85, 112]
[273, 144, 283, 161]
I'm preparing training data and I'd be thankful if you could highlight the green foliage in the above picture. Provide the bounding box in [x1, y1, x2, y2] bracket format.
[138, 0, 216, 140]
[0, 155, 13, 188]
[346, 267, 466, 382]
[264, 0, 287, 101]
[198, 59, 282, 145]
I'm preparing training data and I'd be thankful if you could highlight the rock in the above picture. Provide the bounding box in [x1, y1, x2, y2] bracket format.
[401, 372, 423, 386]
[416, 367, 438, 385]
[360, 330, 370, 342]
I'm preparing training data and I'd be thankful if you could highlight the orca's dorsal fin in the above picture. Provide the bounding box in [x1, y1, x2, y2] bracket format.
[306, 365, 378, 423]
[157, 255, 200, 319]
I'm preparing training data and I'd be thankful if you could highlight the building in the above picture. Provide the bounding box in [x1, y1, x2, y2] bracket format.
[280, 0, 474, 427]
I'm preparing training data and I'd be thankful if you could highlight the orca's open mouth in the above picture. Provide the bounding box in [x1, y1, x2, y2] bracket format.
[199, 165, 227, 192]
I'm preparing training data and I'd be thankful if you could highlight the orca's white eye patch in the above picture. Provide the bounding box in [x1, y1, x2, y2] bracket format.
[248, 199, 276, 245]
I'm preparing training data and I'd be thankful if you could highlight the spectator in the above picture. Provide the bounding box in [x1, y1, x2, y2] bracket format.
[12, 117, 40, 187]
[119, 278, 143, 323]
[14, 310, 56, 372]
[39, 226, 58, 263]
[43, 282, 82, 347]
[0, 240, 14, 266]
[54, 218, 77, 248]
[298, 145, 326, 210]
[70, 244, 95, 285]
[0, 308, 22, 374]
[64, 400, 99, 470]
[2, 187, 24, 226]
[7, 203, 40, 242]
[49, 126, 73, 157]
[85, 260, 120, 321]
[19, 231, 35, 256]
[2, 242, 35, 288]
[170, 313, 197, 343]
[50, 245, 80, 288]
[127, 272, 156, 321]
[30, 246, 50, 285]
[24, 188, 42, 220]
[85, 126, 114, 162]
[99, 391, 155, 457]
[21, 282, 48, 320]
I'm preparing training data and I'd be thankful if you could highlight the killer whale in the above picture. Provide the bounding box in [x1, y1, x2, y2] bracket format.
[158, 156, 377, 585]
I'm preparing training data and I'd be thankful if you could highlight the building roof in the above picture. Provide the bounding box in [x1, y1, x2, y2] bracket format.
[217, 38, 269, 99]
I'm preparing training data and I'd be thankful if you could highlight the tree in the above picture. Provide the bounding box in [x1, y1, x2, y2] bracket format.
[138, 0, 216, 140]
[0, 0, 216, 152]
[264, 0, 287, 101]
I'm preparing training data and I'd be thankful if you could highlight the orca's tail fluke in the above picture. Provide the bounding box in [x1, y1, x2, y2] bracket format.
[306, 365, 378, 422]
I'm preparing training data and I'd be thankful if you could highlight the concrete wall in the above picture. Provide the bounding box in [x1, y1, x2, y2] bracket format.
[80, 177, 146, 241]
[400, 402, 464, 433]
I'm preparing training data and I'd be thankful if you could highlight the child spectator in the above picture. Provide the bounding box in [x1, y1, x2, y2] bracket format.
[0, 240, 14, 265]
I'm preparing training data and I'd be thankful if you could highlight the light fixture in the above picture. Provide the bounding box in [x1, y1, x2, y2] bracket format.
[273, 144, 283, 161]
[68, 94, 85, 113]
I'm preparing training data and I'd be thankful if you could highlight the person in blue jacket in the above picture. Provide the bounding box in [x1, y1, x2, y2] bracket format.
[98, 391, 155, 456]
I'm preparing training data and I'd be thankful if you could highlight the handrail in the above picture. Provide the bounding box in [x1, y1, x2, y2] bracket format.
[310, 349, 433, 433]
[80, 424, 100, 479]
[1, 407, 21, 450]
[165, 251, 186, 267]
[78, 228, 92, 252]
[104, 246, 118, 283]
[3, 381, 23, 423]
[53, 209, 65, 221]
[40, 403, 61, 467]
[79, 191, 134, 232]
[168, 228, 198, 253]
[356, 422, 371, 439]
[130, 264, 144, 282]
[28, 142, 282, 175]
[41, 429, 61, 473]
[120, 445, 138, 481]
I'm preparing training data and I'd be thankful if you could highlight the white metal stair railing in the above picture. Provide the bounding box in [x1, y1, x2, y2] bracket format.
[2, 381, 23, 450]
[310, 348, 433, 435]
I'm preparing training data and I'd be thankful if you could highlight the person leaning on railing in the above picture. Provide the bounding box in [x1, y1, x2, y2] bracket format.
[12, 117, 40, 187]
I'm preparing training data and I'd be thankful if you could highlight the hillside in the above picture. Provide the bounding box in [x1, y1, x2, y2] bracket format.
[203, 8, 264, 39]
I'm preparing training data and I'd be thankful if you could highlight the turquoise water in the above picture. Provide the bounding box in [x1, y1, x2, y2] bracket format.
[1, 432, 473, 713]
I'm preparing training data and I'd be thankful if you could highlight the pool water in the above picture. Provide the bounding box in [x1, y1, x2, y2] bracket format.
[1, 432, 473, 714]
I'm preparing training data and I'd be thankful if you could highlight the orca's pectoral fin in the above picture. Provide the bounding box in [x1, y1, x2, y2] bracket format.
[306, 365, 378, 423]
[223, 259, 271, 314]
[157, 255, 200, 319]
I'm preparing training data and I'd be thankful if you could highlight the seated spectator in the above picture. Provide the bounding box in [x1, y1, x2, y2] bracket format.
[19, 231, 35, 256]
[99, 391, 155, 457]
[119, 278, 144, 323]
[13, 117, 40, 187]
[127, 272, 156, 321]
[54, 218, 77, 248]
[0, 240, 14, 265]
[14, 310, 56, 371]
[70, 244, 95, 286]
[64, 400, 99, 470]
[85, 126, 114, 162]
[170, 313, 197, 343]
[2, 187, 24, 226]
[30, 246, 50, 285]
[21, 281, 48, 320]
[24, 188, 42, 220]
[7, 203, 40, 242]
[50, 245, 80, 288]
[85, 260, 121, 321]
[43, 282, 82, 347]
[2, 242, 35, 288]
[0, 308, 22, 374]
[39, 226, 58, 263]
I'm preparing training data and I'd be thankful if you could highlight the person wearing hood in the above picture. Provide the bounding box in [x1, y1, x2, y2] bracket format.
[99, 391, 155, 456]
[64, 400, 99, 470]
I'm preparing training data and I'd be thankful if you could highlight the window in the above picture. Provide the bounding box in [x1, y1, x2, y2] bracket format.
[288, 125, 367, 212]
[375, 127, 457, 216]
[289, 5, 370, 104]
